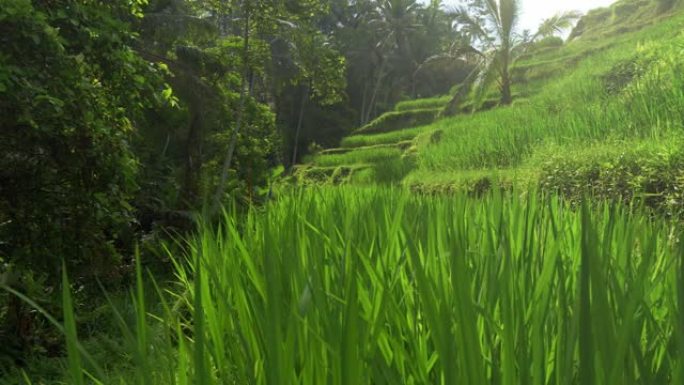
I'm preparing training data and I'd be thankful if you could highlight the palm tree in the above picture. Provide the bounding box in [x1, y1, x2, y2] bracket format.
[361, 0, 421, 124]
[378, 0, 420, 60]
[444, 0, 580, 111]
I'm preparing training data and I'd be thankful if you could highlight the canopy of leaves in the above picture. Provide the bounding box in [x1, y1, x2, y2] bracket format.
[0, 0, 166, 281]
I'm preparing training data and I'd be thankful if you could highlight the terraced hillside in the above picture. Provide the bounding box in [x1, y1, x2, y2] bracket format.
[297, 0, 684, 211]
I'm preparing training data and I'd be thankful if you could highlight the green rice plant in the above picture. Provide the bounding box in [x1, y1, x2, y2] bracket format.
[1, 270, 106, 384]
[96, 253, 155, 385]
[303, 146, 416, 184]
[18, 186, 684, 384]
[61, 266, 83, 385]
[170, 187, 684, 384]
[293, 165, 371, 185]
[10, 4, 684, 385]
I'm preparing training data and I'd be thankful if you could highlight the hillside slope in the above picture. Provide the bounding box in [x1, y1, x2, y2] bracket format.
[297, 0, 684, 211]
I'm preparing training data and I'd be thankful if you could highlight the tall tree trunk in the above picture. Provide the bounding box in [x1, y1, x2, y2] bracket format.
[364, 59, 387, 125]
[360, 82, 369, 127]
[443, 66, 479, 116]
[500, 68, 512, 105]
[212, 0, 251, 215]
[500, 47, 513, 105]
[411, 61, 419, 99]
[290, 85, 309, 167]
[180, 107, 202, 208]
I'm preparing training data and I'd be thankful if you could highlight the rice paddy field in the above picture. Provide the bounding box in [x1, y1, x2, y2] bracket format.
[22, 188, 684, 384]
[9, 2, 684, 384]
[300, 6, 684, 197]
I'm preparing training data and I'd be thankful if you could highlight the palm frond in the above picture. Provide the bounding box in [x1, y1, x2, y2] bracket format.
[498, 0, 521, 43]
[451, 6, 490, 43]
[483, 0, 501, 27]
[472, 50, 502, 109]
[416, 52, 470, 71]
[535, 11, 582, 39]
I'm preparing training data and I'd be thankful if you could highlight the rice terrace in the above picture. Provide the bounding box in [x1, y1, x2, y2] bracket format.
[3, 0, 684, 384]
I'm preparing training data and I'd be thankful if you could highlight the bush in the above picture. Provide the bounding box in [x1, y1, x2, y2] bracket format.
[0, 0, 168, 281]
[536, 140, 684, 215]
[613, 2, 642, 18]
[0, 0, 166, 356]
[371, 154, 416, 184]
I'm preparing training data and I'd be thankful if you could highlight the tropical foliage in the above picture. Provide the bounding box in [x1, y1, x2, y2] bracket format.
[441, 0, 580, 113]
[5, 0, 684, 383]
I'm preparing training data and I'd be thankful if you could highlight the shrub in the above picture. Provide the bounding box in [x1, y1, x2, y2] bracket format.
[0, 0, 165, 283]
[536, 140, 684, 216]
[601, 58, 644, 94]
[613, 2, 642, 18]
[0, 0, 169, 361]
[371, 154, 416, 184]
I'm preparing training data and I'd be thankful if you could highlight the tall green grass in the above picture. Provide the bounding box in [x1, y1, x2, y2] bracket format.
[418, 16, 684, 173]
[18, 187, 684, 384]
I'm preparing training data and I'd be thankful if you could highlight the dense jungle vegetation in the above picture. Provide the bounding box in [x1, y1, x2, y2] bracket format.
[3, 0, 684, 383]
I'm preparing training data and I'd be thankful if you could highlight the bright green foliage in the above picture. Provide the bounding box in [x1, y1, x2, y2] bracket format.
[403, 168, 528, 194]
[292, 165, 371, 185]
[301, 145, 416, 185]
[61, 267, 83, 385]
[571, 0, 684, 40]
[36, 187, 684, 384]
